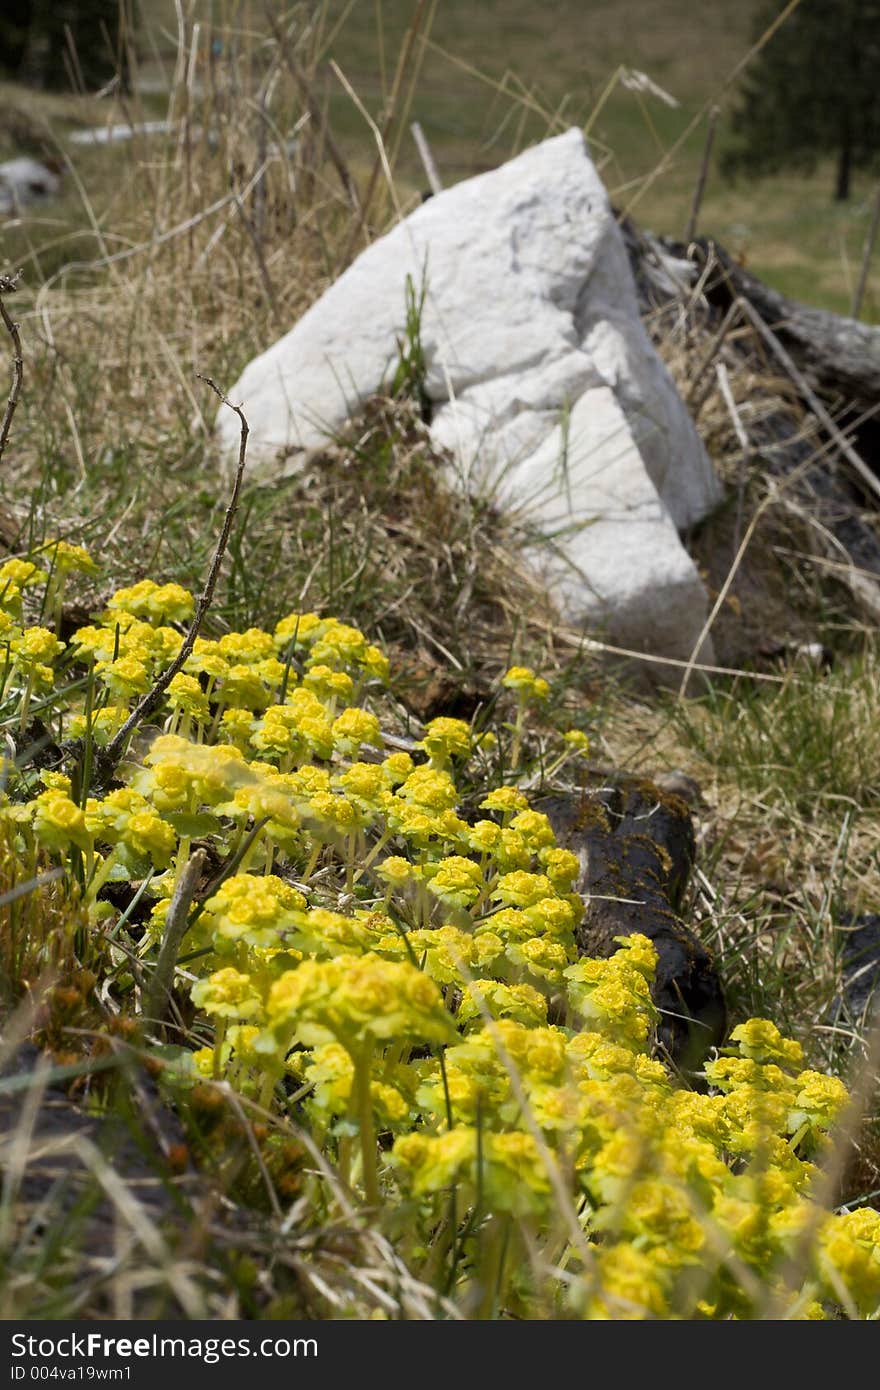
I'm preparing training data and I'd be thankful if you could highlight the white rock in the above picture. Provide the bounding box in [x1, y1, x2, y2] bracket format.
[217, 128, 721, 665]
[68, 119, 177, 146]
[0, 158, 60, 215]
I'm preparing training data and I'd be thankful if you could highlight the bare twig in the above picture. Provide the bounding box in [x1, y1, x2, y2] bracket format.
[0, 271, 24, 467]
[144, 849, 206, 1030]
[95, 381, 249, 777]
[684, 106, 719, 245]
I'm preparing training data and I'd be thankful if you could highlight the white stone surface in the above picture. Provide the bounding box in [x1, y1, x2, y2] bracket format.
[217, 128, 721, 663]
[0, 158, 59, 215]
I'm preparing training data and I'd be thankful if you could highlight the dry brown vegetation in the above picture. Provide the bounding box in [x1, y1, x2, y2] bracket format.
[1, 0, 880, 1319]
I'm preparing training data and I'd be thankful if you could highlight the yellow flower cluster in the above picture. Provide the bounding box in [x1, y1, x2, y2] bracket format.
[1, 548, 877, 1320]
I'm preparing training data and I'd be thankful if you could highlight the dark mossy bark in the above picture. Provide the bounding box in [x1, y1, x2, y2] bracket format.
[538, 775, 727, 1074]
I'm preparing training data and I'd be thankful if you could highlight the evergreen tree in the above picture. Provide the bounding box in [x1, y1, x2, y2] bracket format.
[723, 0, 880, 201]
[0, 0, 35, 78]
[1, 1, 133, 92]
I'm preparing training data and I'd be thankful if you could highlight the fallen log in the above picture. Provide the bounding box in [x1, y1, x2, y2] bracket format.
[621, 218, 880, 633]
[692, 236, 880, 409]
[538, 774, 726, 1074]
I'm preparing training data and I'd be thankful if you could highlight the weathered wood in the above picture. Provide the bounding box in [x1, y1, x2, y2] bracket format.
[692, 235, 880, 408]
[538, 775, 726, 1073]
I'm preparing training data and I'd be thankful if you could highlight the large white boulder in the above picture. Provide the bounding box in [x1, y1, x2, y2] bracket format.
[217, 128, 721, 664]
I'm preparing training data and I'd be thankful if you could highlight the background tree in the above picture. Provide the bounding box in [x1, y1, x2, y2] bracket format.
[1, 1, 134, 91]
[0, 1, 35, 78]
[723, 0, 880, 202]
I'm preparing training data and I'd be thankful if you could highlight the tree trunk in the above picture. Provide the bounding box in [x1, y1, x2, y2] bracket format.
[0, 0, 34, 75]
[836, 134, 853, 202]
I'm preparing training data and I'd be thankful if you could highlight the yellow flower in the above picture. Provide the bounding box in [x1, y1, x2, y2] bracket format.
[586, 1244, 669, 1320]
[217, 628, 275, 663]
[392, 1128, 553, 1217]
[204, 873, 306, 948]
[501, 665, 550, 700]
[491, 870, 555, 908]
[304, 1043, 412, 1128]
[13, 626, 65, 667]
[418, 716, 473, 765]
[107, 579, 194, 625]
[563, 729, 590, 752]
[336, 762, 389, 813]
[731, 1018, 804, 1070]
[0, 559, 48, 589]
[538, 845, 581, 890]
[95, 654, 150, 698]
[787, 1070, 849, 1135]
[506, 935, 571, 987]
[184, 638, 229, 680]
[303, 664, 354, 704]
[119, 810, 177, 867]
[818, 1209, 880, 1317]
[381, 752, 414, 786]
[331, 707, 382, 754]
[425, 855, 485, 909]
[458, 979, 548, 1030]
[35, 539, 99, 575]
[31, 789, 91, 853]
[166, 673, 210, 721]
[191, 967, 263, 1021]
[218, 707, 255, 748]
[273, 611, 324, 651]
[219, 664, 271, 710]
[397, 765, 458, 812]
[395, 926, 476, 985]
[509, 809, 556, 851]
[265, 953, 457, 1051]
[375, 855, 418, 890]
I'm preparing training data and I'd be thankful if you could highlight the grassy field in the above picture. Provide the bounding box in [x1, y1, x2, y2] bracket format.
[316, 0, 880, 315]
[5, 1, 880, 313]
[0, 1, 879, 1322]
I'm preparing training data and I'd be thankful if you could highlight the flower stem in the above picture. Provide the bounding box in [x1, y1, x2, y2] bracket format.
[354, 1047, 379, 1207]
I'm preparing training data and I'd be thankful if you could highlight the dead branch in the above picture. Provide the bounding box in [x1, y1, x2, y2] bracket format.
[144, 848, 206, 1030]
[0, 271, 24, 467]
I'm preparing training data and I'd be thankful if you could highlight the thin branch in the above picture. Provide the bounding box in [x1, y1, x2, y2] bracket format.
[95, 380, 249, 777]
[684, 106, 719, 245]
[145, 848, 206, 1030]
[0, 271, 24, 467]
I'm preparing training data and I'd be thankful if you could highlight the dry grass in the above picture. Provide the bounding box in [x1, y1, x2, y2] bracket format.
[1, 0, 880, 1316]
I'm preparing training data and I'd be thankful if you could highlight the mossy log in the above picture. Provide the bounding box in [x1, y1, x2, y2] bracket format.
[538, 775, 726, 1071]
